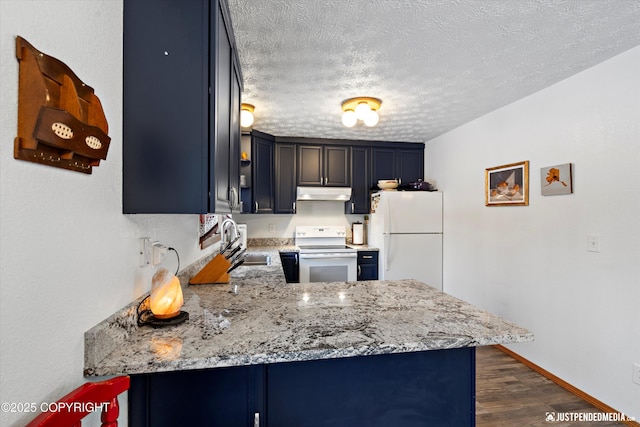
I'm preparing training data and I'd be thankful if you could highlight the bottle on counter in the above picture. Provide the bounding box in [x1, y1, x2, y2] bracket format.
[363, 215, 369, 245]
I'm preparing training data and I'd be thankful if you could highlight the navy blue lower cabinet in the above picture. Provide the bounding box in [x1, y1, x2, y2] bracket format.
[129, 347, 475, 426]
[128, 365, 265, 427]
[279, 252, 299, 283]
[267, 348, 475, 427]
[357, 250, 378, 281]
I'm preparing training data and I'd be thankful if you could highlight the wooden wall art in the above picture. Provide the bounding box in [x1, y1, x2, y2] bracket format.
[14, 36, 110, 174]
[540, 163, 573, 196]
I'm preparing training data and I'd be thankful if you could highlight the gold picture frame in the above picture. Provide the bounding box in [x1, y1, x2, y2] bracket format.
[485, 161, 529, 206]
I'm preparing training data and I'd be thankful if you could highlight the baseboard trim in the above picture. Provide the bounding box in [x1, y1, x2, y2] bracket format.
[493, 345, 639, 427]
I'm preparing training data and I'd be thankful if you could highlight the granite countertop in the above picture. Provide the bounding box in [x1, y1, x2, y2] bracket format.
[84, 247, 532, 377]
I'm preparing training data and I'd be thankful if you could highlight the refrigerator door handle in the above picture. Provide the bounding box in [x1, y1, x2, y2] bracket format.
[384, 233, 390, 271]
[384, 196, 391, 234]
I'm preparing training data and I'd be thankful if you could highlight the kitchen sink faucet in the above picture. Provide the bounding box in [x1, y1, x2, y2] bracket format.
[221, 218, 240, 245]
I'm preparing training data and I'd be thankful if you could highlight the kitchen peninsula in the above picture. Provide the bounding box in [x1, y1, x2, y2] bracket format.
[85, 248, 533, 426]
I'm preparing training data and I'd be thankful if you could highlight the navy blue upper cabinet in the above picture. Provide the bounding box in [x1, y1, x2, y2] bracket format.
[274, 143, 297, 214]
[371, 146, 424, 187]
[123, 0, 242, 214]
[297, 145, 350, 187]
[252, 131, 275, 214]
[346, 146, 370, 214]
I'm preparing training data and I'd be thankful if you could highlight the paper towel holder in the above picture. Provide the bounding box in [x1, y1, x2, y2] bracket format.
[352, 222, 364, 245]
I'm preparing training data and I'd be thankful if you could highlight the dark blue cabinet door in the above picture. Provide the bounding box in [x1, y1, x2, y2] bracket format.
[347, 146, 370, 214]
[252, 131, 275, 213]
[213, 0, 232, 213]
[357, 250, 378, 280]
[324, 145, 350, 187]
[267, 348, 475, 427]
[297, 145, 323, 186]
[279, 252, 299, 283]
[371, 147, 397, 186]
[397, 148, 424, 185]
[129, 366, 262, 427]
[123, 0, 209, 213]
[275, 143, 297, 213]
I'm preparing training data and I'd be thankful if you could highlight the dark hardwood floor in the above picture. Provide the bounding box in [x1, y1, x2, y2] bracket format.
[476, 345, 626, 426]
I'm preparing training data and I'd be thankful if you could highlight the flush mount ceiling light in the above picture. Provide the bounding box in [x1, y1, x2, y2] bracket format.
[341, 97, 382, 128]
[240, 103, 255, 128]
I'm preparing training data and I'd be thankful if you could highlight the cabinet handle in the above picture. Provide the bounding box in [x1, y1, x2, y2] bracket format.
[254, 412, 260, 427]
[292, 202, 296, 212]
[362, 255, 373, 259]
[357, 265, 361, 277]
[255, 201, 259, 213]
[351, 202, 355, 213]
[229, 187, 239, 210]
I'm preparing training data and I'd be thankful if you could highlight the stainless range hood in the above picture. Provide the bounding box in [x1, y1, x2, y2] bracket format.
[296, 186, 352, 201]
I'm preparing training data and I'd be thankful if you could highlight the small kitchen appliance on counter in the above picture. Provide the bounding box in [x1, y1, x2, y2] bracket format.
[295, 226, 357, 283]
[237, 224, 247, 250]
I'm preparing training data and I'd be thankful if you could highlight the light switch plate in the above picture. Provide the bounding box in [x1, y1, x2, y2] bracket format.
[633, 363, 640, 385]
[587, 234, 601, 252]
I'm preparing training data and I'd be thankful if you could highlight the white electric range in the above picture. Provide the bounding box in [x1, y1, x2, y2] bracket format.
[295, 226, 357, 283]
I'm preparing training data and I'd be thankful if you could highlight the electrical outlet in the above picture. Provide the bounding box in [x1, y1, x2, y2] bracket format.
[587, 234, 601, 253]
[139, 238, 152, 267]
[268, 224, 275, 233]
[633, 363, 640, 385]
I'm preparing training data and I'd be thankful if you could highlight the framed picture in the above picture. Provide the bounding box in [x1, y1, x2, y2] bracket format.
[199, 214, 224, 249]
[485, 161, 529, 206]
[541, 163, 573, 196]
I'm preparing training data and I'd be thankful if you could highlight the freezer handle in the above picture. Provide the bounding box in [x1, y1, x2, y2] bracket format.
[384, 233, 390, 271]
[384, 195, 391, 234]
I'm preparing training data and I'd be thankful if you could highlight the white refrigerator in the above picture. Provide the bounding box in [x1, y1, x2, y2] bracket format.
[368, 191, 443, 290]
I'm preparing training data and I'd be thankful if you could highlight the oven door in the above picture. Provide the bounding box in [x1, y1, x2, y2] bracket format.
[298, 252, 357, 283]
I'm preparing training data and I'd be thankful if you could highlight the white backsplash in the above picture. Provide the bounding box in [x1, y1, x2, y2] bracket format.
[233, 200, 365, 239]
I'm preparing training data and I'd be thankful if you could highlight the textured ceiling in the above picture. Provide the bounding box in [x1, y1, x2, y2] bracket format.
[227, 0, 640, 143]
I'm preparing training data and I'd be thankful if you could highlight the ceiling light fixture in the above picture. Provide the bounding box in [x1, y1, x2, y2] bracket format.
[341, 97, 381, 127]
[240, 103, 255, 128]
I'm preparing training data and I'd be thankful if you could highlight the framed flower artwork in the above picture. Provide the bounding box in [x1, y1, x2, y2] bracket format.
[541, 163, 573, 196]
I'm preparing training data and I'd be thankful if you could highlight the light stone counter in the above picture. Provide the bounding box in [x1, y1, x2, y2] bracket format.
[84, 247, 532, 376]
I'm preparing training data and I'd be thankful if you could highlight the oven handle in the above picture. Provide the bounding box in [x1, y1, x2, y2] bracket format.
[298, 253, 357, 259]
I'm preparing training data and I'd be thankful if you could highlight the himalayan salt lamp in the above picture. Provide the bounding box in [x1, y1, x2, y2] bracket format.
[150, 268, 184, 319]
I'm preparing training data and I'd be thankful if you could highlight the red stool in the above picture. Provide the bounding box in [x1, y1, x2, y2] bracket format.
[26, 376, 129, 427]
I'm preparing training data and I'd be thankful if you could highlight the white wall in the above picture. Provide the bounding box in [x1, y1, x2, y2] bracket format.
[426, 46, 640, 419]
[0, 2, 216, 426]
